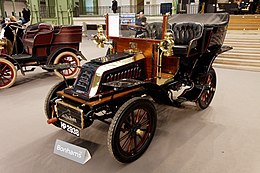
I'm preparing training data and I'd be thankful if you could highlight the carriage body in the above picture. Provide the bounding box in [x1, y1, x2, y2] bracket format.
[45, 13, 232, 163]
[0, 22, 85, 89]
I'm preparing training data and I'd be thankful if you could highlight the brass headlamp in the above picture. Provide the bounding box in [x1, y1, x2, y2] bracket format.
[92, 25, 108, 48]
[159, 32, 174, 56]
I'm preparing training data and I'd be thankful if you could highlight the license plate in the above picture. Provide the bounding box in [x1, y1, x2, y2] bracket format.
[60, 121, 80, 137]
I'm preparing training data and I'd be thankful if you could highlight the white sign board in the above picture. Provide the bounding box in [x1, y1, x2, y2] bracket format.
[54, 139, 91, 164]
[108, 13, 120, 37]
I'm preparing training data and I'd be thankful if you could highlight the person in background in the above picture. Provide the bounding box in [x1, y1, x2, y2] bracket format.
[1, 18, 5, 28]
[199, 0, 208, 13]
[22, 8, 30, 24]
[136, 12, 147, 27]
[135, 12, 147, 38]
[10, 16, 17, 22]
[252, 0, 259, 14]
[112, 0, 118, 13]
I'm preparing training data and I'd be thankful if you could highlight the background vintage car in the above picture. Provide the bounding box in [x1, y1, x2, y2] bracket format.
[0, 22, 86, 89]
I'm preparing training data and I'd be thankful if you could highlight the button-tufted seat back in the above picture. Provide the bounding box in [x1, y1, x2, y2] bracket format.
[172, 22, 204, 56]
[173, 22, 203, 45]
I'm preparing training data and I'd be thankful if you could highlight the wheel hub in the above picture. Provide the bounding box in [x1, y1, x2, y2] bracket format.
[131, 124, 141, 136]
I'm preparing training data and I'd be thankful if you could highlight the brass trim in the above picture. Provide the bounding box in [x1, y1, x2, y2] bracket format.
[89, 54, 145, 98]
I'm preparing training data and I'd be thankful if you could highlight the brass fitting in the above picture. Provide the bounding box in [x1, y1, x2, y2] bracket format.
[92, 25, 108, 48]
[159, 32, 174, 56]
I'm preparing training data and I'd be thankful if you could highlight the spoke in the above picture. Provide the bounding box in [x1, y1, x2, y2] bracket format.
[201, 93, 206, 102]
[121, 135, 131, 150]
[120, 125, 131, 132]
[135, 109, 141, 123]
[139, 118, 149, 127]
[120, 130, 131, 142]
[68, 68, 73, 73]
[127, 137, 133, 153]
[0, 77, 6, 84]
[124, 117, 132, 126]
[137, 111, 147, 124]
[207, 75, 212, 84]
[1, 65, 7, 72]
[134, 135, 137, 152]
[130, 112, 135, 125]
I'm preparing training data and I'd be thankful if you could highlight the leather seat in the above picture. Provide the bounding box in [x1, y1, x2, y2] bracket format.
[172, 22, 204, 57]
[23, 23, 54, 54]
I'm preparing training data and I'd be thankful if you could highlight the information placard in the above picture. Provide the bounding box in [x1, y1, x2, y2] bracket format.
[108, 13, 120, 37]
[54, 139, 91, 164]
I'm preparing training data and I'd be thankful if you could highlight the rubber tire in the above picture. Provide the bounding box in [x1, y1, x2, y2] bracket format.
[44, 78, 76, 127]
[107, 97, 157, 163]
[53, 51, 80, 79]
[196, 68, 216, 110]
[0, 58, 17, 89]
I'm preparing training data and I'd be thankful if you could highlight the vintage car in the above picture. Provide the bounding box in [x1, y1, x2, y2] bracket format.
[45, 13, 232, 163]
[0, 22, 85, 89]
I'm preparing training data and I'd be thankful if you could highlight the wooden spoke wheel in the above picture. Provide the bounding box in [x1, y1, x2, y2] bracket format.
[54, 51, 80, 79]
[196, 68, 216, 110]
[108, 97, 157, 163]
[44, 78, 76, 127]
[0, 58, 17, 89]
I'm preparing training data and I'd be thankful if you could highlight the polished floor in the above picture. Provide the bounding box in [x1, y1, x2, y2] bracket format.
[0, 38, 260, 173]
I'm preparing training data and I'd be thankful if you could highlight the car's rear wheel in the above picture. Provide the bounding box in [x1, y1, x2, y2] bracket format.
[0, 58, 17, 89]
[54, 51, 80, 79]
[44, 78, 76, 127]
[196, 68, 216, 110]
[108, 97, 157, 163]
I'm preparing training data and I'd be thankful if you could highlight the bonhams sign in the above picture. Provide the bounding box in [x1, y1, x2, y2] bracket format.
[54, 139, 91, 164]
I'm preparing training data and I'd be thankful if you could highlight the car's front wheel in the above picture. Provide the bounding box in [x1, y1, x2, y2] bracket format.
[44, 78, 76, 127]
[0, 58, 17, 89]
[107, 97, 157, 163]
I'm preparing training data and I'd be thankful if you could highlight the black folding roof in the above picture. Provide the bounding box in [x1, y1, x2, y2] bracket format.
[168, 13, 230, 27]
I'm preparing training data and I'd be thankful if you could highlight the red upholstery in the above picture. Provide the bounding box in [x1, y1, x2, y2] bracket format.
[52, 25, 82, 44]
[23, 23, 54, 54]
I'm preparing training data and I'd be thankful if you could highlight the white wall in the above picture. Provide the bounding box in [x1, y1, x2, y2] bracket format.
[4, 1, 26, 17]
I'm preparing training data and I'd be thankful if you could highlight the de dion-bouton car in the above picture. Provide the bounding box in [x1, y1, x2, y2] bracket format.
[45, 13, 232, 163]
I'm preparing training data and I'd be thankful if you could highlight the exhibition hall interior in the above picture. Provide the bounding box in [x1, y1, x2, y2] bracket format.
[0, 0, 260, 172]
